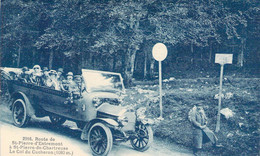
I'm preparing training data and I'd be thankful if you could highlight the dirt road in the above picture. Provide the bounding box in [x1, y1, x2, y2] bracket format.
[0, 104, 192, 156]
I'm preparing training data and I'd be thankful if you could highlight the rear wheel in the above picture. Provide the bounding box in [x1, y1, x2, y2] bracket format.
[49, 115, 66, 125]
[88, 123, 113, 156]
[12, 99, 30, 127]
[130, 123, 153, 152]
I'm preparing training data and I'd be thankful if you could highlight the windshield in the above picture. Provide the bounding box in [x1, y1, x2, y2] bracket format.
[82, 69, 125, 93]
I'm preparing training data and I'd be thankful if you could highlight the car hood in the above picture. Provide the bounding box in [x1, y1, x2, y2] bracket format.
[97, 103, 126, 117]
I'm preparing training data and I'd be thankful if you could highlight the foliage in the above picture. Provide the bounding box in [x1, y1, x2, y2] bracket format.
[122, 76, 260, 155]
[1, 0, 259, 78]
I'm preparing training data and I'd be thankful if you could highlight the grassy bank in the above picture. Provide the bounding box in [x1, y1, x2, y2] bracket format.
[123, 77, 260, 155]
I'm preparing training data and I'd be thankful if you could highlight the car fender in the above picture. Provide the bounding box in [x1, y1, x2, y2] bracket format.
[80, 118, 119, 140]
[11, 91, 35, 117]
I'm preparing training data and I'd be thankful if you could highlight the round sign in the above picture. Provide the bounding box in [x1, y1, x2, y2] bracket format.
[152, 43, 168, 61]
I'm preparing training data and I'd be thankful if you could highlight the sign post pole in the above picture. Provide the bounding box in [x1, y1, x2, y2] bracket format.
[159, 61, 163, 119]
[152, 43, 168, 120]
[215, 64, 224, 132]
[214, 53, 233, 132]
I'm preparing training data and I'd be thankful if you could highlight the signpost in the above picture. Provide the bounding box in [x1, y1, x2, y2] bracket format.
[152, 43, 168, 120]
[215, 53, 233, 132]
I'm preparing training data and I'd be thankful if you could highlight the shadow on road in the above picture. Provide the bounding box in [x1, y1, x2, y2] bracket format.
[29, 119, 84, 141]
[0, 103, 86, 144]
[0, 103, 193, 156]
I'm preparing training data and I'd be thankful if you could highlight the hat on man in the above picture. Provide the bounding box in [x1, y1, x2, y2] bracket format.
[57, 68, 64, 73]
[33, 65, 41, 70]
[74, 75, 81, 79]
[49, 70, 57, 75]
[67, 72, 73, 76]
[22, 66, 29, 72]
[74, 75, 82, 82]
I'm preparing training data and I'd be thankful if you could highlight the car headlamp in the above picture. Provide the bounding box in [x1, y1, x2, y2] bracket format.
[118, 97, 123, 104]
[118, 115, 128, 126]
[92, 97, 102, 107]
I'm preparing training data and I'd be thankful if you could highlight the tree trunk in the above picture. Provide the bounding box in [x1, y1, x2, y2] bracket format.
[144, 50, 147, 79]
[85, 51, 90, 68]
[209, 41, 212, 63]
[238, 38, 245, 67]
[130, 51, 136, 75]
[81, 51, 85, 68]
[49, 50, 54, 69]
[123, 52, 130, 87]
[112, 54, 117, 71]
[32, 49, 36, 65]
[90, 52, 94, 69]
[17, 45, 21, 67]
[134, 54, 138, 72]
[62, 55, 65, 69]
[124, 49, 137, 87]
[39, 51, 45, 66]
[150, 59, 155, 78]
[191, 41, 194, 64]
[232, 38, 235, 53]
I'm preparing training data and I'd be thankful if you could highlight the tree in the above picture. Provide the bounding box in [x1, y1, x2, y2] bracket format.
[1, 0, 42, 67]
[34, 0, 90, 70]
[90, 0, 149, 86]
[1, 0, 259, 79]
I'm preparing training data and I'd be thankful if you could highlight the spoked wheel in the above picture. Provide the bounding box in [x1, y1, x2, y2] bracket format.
[12, 99, 30, 127]
[88, 123, 113, 156]
[49, 115, 66, 125]
[130, 123, 153, 152]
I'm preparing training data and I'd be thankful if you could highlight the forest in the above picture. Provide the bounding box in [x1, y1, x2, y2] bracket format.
[1, 0, 259, 85]
[1, 1, 260, 155]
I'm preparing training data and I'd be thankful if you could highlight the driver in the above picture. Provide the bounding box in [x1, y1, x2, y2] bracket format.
[62, 72, 79, 93]
[74, 75, 85, 92]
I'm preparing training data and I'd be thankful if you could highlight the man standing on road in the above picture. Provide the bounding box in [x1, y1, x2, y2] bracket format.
[189, 102, 222, 156]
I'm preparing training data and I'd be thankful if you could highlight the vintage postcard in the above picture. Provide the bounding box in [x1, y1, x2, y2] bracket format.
[1, 1, 259, 156]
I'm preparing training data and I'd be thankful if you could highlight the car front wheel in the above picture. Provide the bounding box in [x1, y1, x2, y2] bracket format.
[12, 99, 30, 127]
[88, 123, 113, 156]
[130, 123, 153, 152]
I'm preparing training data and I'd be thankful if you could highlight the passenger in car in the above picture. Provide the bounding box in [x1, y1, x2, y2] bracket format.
[18, 66, 30, 82]
[30, 65, 42, 85]
[57, 68, 65, 82]
[74, 75, 85, 92]
[40, 67, 49, 86]
[9, 71, 18, 80]
[46, 70, 61, 90]
[62, 72, 79, 93]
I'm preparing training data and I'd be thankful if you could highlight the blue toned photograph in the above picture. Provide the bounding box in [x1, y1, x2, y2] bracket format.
[1, 0, 259, 156]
